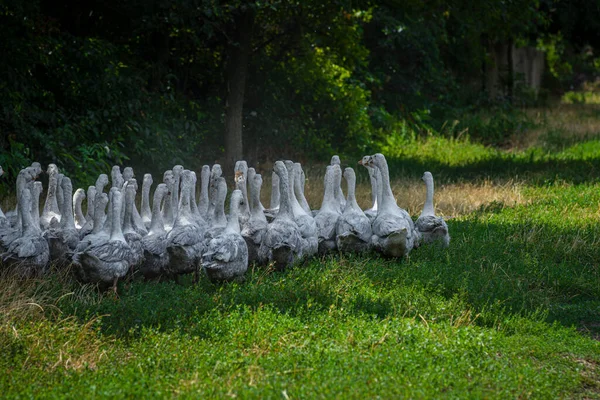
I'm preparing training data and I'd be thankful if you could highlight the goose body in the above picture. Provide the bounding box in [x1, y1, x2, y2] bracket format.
[141, 174, 153, 229]
[287, 161, 318, 259]
[203, 190, 249, 282]
[258, 161, 302, 269]
[45, 177, 79, 264]
[314, 165, 342, 254]
[123, 182, 145, 272]
[40, 164, 61, 230]
[415, 172, 449, 247]
[73, 188, 87, 230]
[367, 154, 416, 258]
[75, 189, 134, 292]
[166, 170, 205, 278]
[242, 171, 268, 264]
[141, 183, 170, 279]
[335, 168, 372, 253]
[2, 186, 49, 276]
[198, 165, 211, 219]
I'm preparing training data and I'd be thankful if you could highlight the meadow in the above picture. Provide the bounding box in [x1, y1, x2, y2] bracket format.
[1, 104, 600, 398]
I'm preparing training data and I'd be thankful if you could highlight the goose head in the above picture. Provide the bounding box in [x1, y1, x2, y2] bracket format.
[422, 171, 433, 183]
[143, 173, 153, 186]
[330, 155, 341, 166]
[358, 155, 372, 166]
[47, 163, 59, 176]
[30, 162, 42, 178]
[96, 174, 109, 190]
[123, 167, 134, 181]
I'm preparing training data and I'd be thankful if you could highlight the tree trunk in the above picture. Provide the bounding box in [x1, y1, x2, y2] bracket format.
[224, 10, 255, 174]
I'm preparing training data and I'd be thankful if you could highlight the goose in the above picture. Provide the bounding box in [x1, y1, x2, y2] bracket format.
[56, 174, 65, 221]
[247, 168, 265, 212]
[74, 189, 134, 294]
[295, 165, 312, 216]
[78, 182, 101, 239]
[359, 155, 379, 222]
[73, 188, 87, 230]
[111, 166, 124, 189]
[45, 177, 80, 264]
[242, 171, 268, 265]
[331, 155, 346, 212]
[141, 174, 153, 229]
[171, 165, 184, 219]
[162, 170, 175, 231]
[31, 181, 43, 231]
[40, 164, 61, 230]
[198, 165, 210, 219]
[140, 183, 170, 279]
[189, 171, 204, 225]
[123, 167, 134, 182]
[2, 186, 49, 276]
[83, 185, 97, 227]
[6, 164, 40, 228]
[127, 178, 148, 236]
[258, 161, 302, 269]
[206, 164, 222, 223]
[0, 166, 6, 227]
[202, 189, 249, 282]
[285, 161, 318, 259]
[166, 170, 206, 281]
[204, 176, 228, 243]
[263, 171, 280, 222]
[415, 171, 450, 247]
[314, 165, 342, 254]
[73, 191, 111, 259]
[123, 181, 145, 274]
[234, 161, 251, 224]
[335, 168, 373, 253]
[367, 153, 416, 258]
[1, 168, 36, 250]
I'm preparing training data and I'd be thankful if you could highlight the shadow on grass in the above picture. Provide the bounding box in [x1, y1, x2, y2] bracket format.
[384, 153, 600, 185]
[53, 216, 600, 341]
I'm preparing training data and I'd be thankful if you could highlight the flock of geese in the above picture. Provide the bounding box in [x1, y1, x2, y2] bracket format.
[0, 154, 449, 293]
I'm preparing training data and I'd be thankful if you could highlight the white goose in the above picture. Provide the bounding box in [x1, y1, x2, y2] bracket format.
[141, 173, 153, 229]
[367, 153, 416, 257]
[2, 186, 49, 276]
[314, 165, 342, 254]
[335, 167, 372, 253]
[73, 190, 110, 256]
[204, 176, 228, 243]
[161, 170, 175, 231]
[80, 185, 97, 236]
[331, 155, 346, 212]
[286, 161, 318, 259]
[202, 189, 249, 282]
[1, 168, 36, 250]
[40, 164, 61, 230]
[123, 181, 145, 272]
[242, 171, 268, 264]
[74, 189, 134, 294]
[258, 161, 302, 269]
[198, 165, 211, 219]
[295, 164, 312, 216]
[359, 155, 379, 222]
[73, 188, 87, 230]
[263, 171, 280, 222]
[140, 183, 170, 279]
[45, 177, 79, 264]
[415, 171, 450, 247]
[166, 170, 205, 281]
[111, 166, 124, 189]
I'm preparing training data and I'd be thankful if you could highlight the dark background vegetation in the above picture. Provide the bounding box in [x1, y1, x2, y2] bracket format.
[1, 0, 599, 190]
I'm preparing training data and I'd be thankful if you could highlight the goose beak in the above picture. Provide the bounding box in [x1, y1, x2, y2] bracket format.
[357, 159, 364, 165]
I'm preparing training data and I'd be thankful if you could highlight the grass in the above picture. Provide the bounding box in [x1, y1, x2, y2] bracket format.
[2, 104, 600, 398]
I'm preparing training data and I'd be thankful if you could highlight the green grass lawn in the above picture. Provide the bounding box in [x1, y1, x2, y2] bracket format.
[2, 106, 600, 398]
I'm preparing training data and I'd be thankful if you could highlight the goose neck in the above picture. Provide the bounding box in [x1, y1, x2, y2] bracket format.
[109, 191, 126, 242]
[149, 187, 167, 234]
[422, 177, 435, 216]
[141, 175, 152, 218]
[60, 179, 76, 229]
